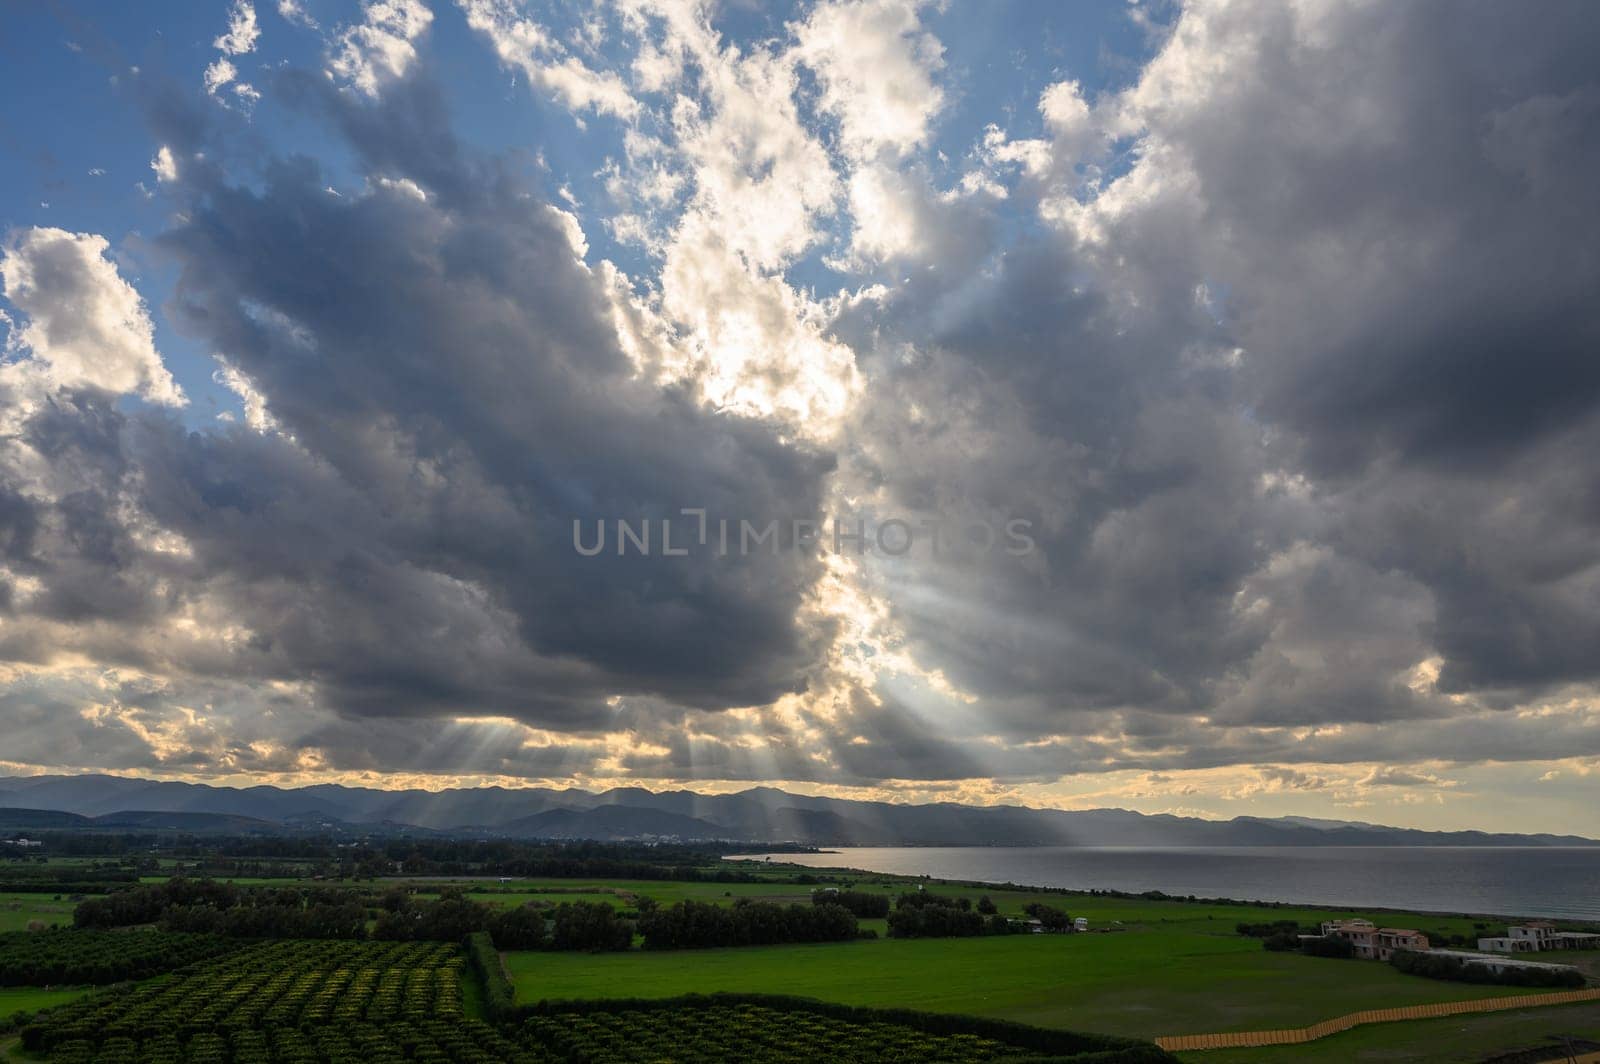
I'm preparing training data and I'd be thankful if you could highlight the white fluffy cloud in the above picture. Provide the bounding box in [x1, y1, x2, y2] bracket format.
[0, 227, 183, 406]
[150, 146, 178, 183]
[793, 0, 944, 161]
[214, 0, 260, 55]
[278, 0, 318, 30]
[328, 0, 434, 97]
[455, 0, 638, 119]
[205, 1, 261, 105]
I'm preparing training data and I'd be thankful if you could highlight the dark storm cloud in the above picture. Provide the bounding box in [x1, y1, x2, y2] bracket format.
[6, 0, 1600, 790]
[1132, 0, 1600, 701]
[822, 0, 1600, 755]
[1180, 5, 1600, 475]
[832, 234, 1276, 720]
[2, 69, 835, 739]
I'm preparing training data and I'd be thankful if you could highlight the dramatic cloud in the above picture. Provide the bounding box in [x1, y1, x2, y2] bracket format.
[2, 0, 1599, 832]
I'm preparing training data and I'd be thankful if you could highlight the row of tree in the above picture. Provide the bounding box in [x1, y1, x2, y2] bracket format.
[810, 890, 890, 918]
[638, 899, 863, 949]
[374, 896, 633, 952]
[883, 892, 1074, 939]
[163, 901, 368, 940]
[74, 880, 383, 930]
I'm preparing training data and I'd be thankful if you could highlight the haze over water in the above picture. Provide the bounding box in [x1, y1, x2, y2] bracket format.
[732, 847, 1600, 920]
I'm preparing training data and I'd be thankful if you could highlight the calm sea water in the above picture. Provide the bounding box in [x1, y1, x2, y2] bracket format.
[728, 847, 1600, 920]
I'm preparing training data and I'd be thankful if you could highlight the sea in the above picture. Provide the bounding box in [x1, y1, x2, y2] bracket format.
[727, 846, 1600, 920]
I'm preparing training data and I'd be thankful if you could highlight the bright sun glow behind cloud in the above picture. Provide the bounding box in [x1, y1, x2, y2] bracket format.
[1, 0, 1599, 835]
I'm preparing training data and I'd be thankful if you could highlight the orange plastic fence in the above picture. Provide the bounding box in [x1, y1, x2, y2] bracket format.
[1154, 987, 1600, 1052]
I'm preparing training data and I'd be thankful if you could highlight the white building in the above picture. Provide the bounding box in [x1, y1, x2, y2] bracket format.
[1427, 949, 1581, 978]
[1320, 918, 1431, 960]
[1502, 923, 1600, 952]
[1509, 922, 1563, 949]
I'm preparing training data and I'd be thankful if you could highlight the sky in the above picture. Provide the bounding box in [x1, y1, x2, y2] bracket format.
[1, 0, 1598, 835]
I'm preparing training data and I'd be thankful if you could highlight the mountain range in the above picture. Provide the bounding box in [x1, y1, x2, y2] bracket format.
[1, 774, 1594, 847]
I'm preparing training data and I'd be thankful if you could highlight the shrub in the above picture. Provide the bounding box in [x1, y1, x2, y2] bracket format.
[886, 905, 986, 939]
[896, 891, 971, 912]
[1236, 920, 1302, 939]
[547, 902, 633, 952]
[1024, 903, 1074, 931]
[484, 903, 547, 950]
[812, 890, 890, 918]
[1300, 935, 1356, 958]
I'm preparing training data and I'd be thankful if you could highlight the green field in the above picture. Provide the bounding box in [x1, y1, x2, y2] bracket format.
[493, 874, 1537, 1044]
[506, 926, 1546, 1040]
[0, 894, 86, 934]
[0, 985, 92, 1019]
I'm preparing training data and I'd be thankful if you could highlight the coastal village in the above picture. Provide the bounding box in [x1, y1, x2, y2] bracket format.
[1318, 917, 1595, 978]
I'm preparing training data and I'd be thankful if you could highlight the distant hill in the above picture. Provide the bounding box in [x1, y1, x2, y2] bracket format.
[0, 807, 92, 831]
[0, 807, 276, 835]
[88, 810, 283, 834]
[1, 774, 1595, 847]
[496, 804, 732, 841]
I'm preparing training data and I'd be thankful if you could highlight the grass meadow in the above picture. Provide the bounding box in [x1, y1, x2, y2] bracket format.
[0, 894, 88, 934]
[0, 985, 93, 1019]
[502, 886, 1549, 1040]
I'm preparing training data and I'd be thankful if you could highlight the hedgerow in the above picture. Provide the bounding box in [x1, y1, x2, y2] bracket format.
[466, 930, 514, 1018]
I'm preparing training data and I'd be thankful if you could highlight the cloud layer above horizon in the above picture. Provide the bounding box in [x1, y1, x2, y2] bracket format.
[2, 0, 1599, 832]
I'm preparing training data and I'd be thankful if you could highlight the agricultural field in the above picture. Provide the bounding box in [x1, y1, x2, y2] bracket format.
[522, 1004, 1027, 1062]
[1, 852, 1591, 1061]
[0, 929, 237, 986]
[40, 1019, 534, 1064]
[7, 938, 1170, 1063]
[17, 940, 473, 1060]
[23, 940, 463, 1043]
[511, 1000, 1164, 1063]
